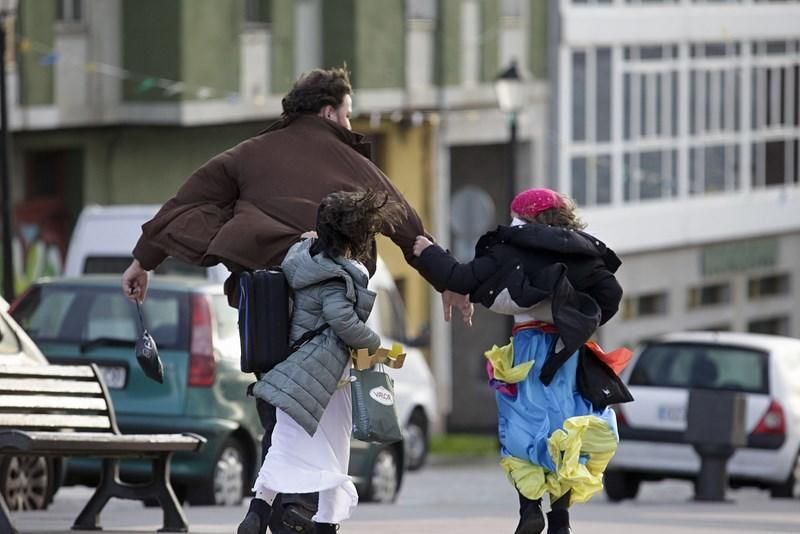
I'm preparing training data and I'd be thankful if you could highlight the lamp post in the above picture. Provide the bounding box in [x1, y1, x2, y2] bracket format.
[0, 2, 14, 300]
[495, 61, 525, 206]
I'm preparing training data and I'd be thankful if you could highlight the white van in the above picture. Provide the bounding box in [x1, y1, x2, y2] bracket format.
[65, 205, 438, 470]
[64, 205, 229, 283]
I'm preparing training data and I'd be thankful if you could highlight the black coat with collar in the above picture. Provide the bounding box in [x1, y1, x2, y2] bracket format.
[416, 223, 623, 384]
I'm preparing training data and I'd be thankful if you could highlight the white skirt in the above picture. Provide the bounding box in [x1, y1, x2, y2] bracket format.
[252, 375, 357, 524]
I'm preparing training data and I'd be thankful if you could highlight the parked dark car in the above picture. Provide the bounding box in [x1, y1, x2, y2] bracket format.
[10, 276, 405, 505]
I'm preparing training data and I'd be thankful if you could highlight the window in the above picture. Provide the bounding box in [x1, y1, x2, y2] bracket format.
[11, 286, 188, 351]
[244, 0, 271, 24]
[375, 287, 408, 343]
[406, 0, 436, 20]
[622, 292, 669, 319]
[750, 42, 800, 189]
[0, 315, 21, 355]
[688, 282, 732, 309]
[624, 150, 677, 201]
[294, 0, 321, 77]
[748, 316, 791, 336]
[690, 145, 739, 194]
[688, 323, 731, 332]
[212, 295, 239, 342]
[461, 0, 481, 86]
[748, 273, 791, 300]
[501, 0, 522, 18]
[629, 342, 768, 394]
[83, 256, 207, 279]
[57, 0, 82, 23]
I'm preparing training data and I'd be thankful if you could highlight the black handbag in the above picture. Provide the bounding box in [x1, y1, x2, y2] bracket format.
[238, 268, 291, 373]
[576, 345, 634, 410]
[134, 302, 165, 384]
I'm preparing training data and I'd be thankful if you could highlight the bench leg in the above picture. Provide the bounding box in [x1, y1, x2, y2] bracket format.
[71, 455, 189, 533]
[152, 454, 189, 533]
[72, 458, 117, 531]
[0, 493, 20, 534]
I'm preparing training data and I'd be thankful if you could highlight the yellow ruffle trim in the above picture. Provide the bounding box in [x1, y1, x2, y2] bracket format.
[484, 340, 533, 384]
[500, 415, 618, 506]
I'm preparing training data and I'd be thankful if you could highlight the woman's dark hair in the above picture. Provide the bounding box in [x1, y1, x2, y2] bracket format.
[311, 190, 406, 264]
[281, 67, 352, 121]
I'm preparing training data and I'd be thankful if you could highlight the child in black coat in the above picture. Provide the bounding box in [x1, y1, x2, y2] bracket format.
[414, 188, 626, 534]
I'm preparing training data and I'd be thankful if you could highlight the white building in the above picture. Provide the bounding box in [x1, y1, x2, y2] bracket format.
[551, 0, 800, 348]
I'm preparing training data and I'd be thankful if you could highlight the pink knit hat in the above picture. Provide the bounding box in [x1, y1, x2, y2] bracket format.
[510, 188, 564, 220]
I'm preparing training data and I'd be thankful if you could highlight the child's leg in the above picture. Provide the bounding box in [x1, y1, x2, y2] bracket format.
[237, 495, 272, 534]
[546, 491, 571, 533]
[515, 490, 545, 534]
[312, 487, 346, 533]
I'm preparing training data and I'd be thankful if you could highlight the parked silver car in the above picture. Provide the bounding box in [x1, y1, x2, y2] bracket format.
[0, 297, 61, 511]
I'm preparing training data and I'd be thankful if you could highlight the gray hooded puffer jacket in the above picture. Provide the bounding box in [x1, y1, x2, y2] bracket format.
[251, 239, 381, 436]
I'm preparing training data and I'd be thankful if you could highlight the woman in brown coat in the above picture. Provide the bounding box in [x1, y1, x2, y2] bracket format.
[121, 67, 472, 533]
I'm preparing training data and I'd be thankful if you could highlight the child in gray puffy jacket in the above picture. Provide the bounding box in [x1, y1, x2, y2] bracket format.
[238, 190, 405, 534]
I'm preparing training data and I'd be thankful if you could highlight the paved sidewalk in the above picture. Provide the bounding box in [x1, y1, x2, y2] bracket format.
[12, 461, 800, 533]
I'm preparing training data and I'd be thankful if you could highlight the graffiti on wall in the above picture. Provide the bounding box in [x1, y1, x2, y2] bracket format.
[0, 224, 64, 296]
[0, 199, 67, 297]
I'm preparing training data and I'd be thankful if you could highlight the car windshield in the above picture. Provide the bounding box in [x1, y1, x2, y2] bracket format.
[83, 256, 207, 279]
[11, 285, 189, 351]
[629, 342, 769, 394]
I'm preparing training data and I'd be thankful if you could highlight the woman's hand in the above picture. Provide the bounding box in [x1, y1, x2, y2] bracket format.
[301, 230, 318, 239]
[121, 259, 150, 304]
[413, 236, 433, 257]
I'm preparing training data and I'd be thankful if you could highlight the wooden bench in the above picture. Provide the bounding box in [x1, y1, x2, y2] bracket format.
[0, 364, 206, 533]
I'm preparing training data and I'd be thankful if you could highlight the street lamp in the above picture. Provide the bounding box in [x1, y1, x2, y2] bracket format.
[0, 1, 14, 300]
[495, 60, 525, 206]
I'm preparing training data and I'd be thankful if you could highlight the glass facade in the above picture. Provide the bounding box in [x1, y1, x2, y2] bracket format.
[564, 29, 800, 205]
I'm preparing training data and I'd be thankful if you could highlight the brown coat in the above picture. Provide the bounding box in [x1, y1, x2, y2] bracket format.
[133, 115, 429, 303]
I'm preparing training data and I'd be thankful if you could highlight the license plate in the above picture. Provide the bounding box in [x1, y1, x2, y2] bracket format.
[657, 405, 686, 422]
[98, 366, 127, 389]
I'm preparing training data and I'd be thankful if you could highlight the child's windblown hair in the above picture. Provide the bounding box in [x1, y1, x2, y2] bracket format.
[511, 188, 586, 230]
[532, 194, 586, 230]
[311, 189, 406, 263]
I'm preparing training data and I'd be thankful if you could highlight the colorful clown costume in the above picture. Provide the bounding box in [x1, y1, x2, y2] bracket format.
[486, 327, 619, 506]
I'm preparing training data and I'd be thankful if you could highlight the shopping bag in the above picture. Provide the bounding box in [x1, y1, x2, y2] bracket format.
[350, 366, 403, 444]
[134, 302, 164, 384]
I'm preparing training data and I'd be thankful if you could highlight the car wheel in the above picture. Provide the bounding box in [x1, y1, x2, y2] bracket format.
[188, 438, 247, 506]
[0, 456, 53, 511]
[363, 447, 400, 503]
[603, 470, 640, 502]
[770, 452, 800, 499]
[404, 410, 429, 471]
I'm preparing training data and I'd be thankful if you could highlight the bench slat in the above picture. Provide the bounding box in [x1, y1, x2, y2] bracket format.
[0, 395, 108, 412]
[0, 378, 103, 395]
[0, 414, 111, 430]
[0, 430, 205, 455]
[0, 365, 95, 378]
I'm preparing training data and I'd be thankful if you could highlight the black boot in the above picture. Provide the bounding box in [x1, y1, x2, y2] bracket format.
[237, 498, 271, 534]
[314, 522, 338, 533]
[546, 509, 571, 534]
[515, 492, 545, 534]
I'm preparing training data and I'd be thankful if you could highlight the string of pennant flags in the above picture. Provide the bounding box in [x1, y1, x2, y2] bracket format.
[18, 36, 248, 104]
[18, 37, 438, 127]
[14, 35, 501, 127]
